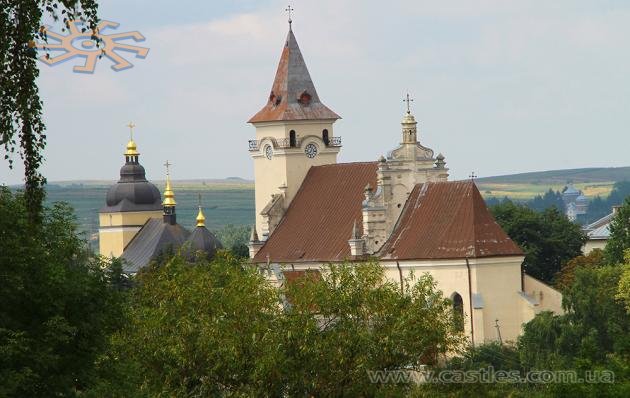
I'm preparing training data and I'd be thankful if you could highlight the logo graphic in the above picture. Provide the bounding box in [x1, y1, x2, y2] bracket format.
[37, 20, 149, 73]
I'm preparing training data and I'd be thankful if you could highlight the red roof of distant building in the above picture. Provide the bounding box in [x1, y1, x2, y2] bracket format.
[248, 28, 340, 123]
[379, 181, 523, 260]
[253, 162, 378, 263]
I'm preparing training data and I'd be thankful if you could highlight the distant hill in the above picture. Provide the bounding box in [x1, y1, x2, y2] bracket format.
[476, 167, 630, 185]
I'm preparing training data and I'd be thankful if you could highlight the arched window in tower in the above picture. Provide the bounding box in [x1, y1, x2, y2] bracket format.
[289, 130, 297, 148]
[322, 129, 329, 146]
[452, 292, 464, 332]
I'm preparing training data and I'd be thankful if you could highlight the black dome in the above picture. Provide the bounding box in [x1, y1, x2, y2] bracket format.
[185, 226, 223, 260]
[101, 154, 162, 213]
[105, 181, 162, 207]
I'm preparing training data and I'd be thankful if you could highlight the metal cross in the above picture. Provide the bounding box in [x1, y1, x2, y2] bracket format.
[126, 121, 136, 140]
[164, 160, 172, 176]
[198, 193, 202, 208]
[469, 172, 477, 179]
[285, 5, 294, 26]
[403, 93, 414, 113]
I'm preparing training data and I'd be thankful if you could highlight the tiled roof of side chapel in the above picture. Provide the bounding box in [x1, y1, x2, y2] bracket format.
[379, 181, 523, 260]
[248, 26, 340, 123]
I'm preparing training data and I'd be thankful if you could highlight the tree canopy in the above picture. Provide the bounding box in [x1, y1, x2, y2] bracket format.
[94, 258, 464, 397]
[0, 187, 124, 397]
[490, 201, 586, 283]
[604, 196, 630, 264]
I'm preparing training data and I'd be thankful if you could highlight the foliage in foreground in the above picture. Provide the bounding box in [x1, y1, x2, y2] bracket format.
[0, 187, 124, 397]
[91, 258, 464, 397]
[414, 262, 630, 398]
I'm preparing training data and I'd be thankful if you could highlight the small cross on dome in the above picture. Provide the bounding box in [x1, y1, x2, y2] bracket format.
[126, 121, 136, 140]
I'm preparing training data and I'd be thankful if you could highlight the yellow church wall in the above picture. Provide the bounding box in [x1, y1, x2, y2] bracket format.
[469, 257, 526, 344]
[98, 228, 142, 257]
[98, 210, 162, 227]
[98, 210, 162, 257]
[263, 256, 558, 346]
[523, 274, 564, 315]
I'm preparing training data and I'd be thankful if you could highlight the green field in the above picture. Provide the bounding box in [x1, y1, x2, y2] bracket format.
[475, 166, 630, 200]
[28, 165, 630, 238]
[476, 181, 615, 200]
[43, 181, 255, 240]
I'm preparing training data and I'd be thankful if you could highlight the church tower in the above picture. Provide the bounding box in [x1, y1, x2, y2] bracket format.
[248, 21, 341, 239]
[98, 125, 162, 257]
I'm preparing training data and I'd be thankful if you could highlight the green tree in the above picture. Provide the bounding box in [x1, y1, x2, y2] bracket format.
[104, 258, 464, 396]
[604, 197, 630, 264]
[215, 224, 250, 257]
[282, 263, 465, 396]
[615, 249, 630, 313]
[1, 1, 99, 219]
[0, 187, 124, 397]
[490, 201, 586, 283]
[109, 253, 286, 397]
[554, 248, 604, 290]
[520, 266, 630, 369]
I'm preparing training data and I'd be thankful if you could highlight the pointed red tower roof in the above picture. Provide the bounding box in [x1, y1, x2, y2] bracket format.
[248, 28, 340, 123]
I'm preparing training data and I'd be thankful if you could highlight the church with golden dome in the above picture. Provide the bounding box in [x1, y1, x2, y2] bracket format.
[98, 131, 221, 273]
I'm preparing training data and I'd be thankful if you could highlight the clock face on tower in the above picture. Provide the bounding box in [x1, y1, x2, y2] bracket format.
[305, 143, 318, 158]
[264, 144, 273, 160]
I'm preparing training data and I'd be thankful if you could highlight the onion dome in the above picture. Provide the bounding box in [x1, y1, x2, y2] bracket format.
[101, 137, 162, 213]
[162, 173, 176, 207]
[125, 139, 139, 156]
[185, 205, 223, 261]
[161, 161, 178, 225]
[195, 206, 206, 227]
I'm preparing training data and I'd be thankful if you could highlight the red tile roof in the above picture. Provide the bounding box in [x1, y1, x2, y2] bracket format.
[380, 181, 523, 260]
[248, 29, 340, 123]
[253, 162, 378, 263]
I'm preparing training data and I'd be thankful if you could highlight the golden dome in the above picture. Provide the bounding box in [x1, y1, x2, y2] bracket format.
[196, 206, 206, 227]
[125, 139, 139, 156]
[162, 175, 176, 207]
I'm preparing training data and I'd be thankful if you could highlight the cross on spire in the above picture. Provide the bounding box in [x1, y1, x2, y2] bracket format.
[403, 93, 414, 114]
[469, 171, 477, 180]
[164, 160, 172, 176]
[197, 193, 202, 208]
[285, 5, 294, 27]
[126, 121, 136, 140]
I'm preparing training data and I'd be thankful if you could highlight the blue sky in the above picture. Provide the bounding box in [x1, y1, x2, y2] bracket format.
[3, 0, 630, 185]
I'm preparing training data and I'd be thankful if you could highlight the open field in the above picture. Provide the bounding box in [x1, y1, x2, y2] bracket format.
[476, 181, 615, 200]
[41, 180, 254, 240]
[13, 165, 626, 235]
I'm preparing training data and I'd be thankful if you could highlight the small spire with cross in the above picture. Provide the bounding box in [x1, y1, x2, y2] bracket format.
[403, 93, 414, 114]
[164, 160, 172, 176]
[285, 5, 294, 28]
[126, 121, 136, 140]
[469, 171, 477, 180]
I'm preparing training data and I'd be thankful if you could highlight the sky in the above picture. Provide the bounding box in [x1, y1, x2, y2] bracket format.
[2, 0, 630, 185]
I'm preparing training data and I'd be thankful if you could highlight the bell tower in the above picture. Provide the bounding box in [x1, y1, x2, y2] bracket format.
[248, 21, 341, 239]
[99, 123, 162, 257]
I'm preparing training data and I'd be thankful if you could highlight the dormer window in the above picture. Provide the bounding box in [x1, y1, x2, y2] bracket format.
[298, 90, 311, 105]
